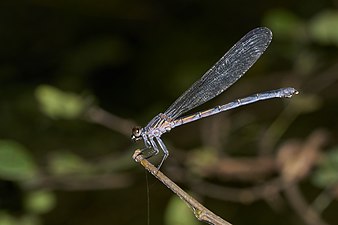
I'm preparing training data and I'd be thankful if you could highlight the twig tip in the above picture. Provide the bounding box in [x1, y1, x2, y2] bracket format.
[132, 149, 143, 162]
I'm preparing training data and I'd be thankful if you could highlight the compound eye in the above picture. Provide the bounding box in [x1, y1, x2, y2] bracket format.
[132, 126, 142, 138]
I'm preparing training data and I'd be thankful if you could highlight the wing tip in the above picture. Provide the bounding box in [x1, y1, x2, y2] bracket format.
[255, 26, 273, 41]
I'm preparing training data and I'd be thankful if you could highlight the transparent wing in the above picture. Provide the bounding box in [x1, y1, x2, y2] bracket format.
[164, 27, 272, 119]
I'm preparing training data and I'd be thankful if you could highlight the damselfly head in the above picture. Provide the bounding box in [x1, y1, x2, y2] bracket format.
[131, 126, 142, 141]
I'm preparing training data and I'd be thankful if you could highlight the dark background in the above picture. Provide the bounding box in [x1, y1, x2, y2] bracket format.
[1, 0, 338, 225]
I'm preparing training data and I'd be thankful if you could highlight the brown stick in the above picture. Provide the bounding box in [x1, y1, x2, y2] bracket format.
[133, 149, 232, 225]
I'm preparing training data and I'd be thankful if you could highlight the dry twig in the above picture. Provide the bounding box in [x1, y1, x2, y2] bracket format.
[133, 149, 232, 225]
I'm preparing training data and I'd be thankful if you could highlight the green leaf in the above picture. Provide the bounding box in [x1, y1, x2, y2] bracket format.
[310, 10, 338, 46]
[35, 85, 90, 119]
[165, 196, 199, 225]
[0, 140, 37, 181]
[312, 147, 338, 187]
[48, 151, 92, 175]
[25, 190, 56, 214]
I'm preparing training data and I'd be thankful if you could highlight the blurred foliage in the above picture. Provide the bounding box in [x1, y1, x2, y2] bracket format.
[47, 150, 92, 175]
[310, 10, 338, 46]
[0, 140, 37, 181]
[264, 8, 338, 46]
[35, 85, 91, 119]
[186, 146, 218, 176]
[312, 148, 338, 188]
[24, 190, 56, 215]
[264, 9, 305, 40]
[165, 196, 199, 225]
[0, 212, 40, 225]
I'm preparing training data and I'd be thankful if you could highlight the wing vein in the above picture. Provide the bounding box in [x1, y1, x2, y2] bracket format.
[163, 27, 272, 119]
